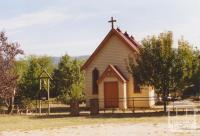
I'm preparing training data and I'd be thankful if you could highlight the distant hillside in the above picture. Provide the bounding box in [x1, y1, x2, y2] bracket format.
[51, 55, 89, 65]
[73, 55, 89, 60]
[51, 57, 60, 65]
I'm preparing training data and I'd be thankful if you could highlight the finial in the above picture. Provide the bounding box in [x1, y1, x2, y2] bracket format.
[116, 27, 121, 32]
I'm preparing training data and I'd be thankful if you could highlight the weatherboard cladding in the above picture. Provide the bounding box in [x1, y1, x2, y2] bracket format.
[81, 28, 140, 70]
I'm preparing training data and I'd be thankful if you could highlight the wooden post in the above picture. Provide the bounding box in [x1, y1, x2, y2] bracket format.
[39, 79, 42, 90]
[39, 100, 41, 115]
[47, 79, 50, 115]
[39, 79, 42, 115]
[132, 98, 135, 113]
[36, 99, 38, 113]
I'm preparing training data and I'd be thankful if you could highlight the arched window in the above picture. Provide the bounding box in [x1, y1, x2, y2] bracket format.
[133, 79, 141, 93]
[92, 68, 99, 94]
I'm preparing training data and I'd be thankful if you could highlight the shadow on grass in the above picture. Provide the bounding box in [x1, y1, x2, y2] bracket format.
[29, 114, 81, 119]
[33, 107, 88, 113]
[90, 110, 200, 119]
[88, 112, 167, 118]
[29, 110, 200, 120]
[29, 111, 170, 119]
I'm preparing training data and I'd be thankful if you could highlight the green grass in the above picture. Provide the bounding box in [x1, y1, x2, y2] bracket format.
[0, 114, 168, 131]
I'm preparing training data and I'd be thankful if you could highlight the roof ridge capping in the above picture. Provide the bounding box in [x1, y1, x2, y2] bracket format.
[116, 27, 140, 47]
[116, 27, 122, 32]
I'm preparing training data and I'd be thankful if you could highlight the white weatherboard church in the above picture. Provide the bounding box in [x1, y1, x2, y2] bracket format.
[82, 17, 155, 109]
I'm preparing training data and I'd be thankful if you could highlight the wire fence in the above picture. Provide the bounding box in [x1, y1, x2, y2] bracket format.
[0, 100, 88, 115]
[0, 96, 200, 115]
[90, 96, 200, 114]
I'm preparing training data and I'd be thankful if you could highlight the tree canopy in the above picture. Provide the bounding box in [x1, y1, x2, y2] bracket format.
[18, 56, 54, 100]
[127, 31, 192, 112]
[0, 32, 23, 113]
[52, 54, 84, 103]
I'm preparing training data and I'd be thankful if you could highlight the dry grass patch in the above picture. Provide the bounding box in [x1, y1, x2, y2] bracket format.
[0, 114, 168, 131]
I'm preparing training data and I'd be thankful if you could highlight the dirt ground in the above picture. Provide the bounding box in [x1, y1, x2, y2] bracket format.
[1, 122, 200, 136]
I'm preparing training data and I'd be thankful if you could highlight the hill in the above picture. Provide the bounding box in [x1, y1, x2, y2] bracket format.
[51, 55, 89, 65]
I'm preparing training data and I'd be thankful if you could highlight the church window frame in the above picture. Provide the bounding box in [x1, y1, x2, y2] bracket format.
[92, 68, 99, 94]
[133, 79, 141, 93]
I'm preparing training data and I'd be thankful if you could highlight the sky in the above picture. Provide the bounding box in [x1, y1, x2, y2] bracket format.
[0, 0, 200, 57]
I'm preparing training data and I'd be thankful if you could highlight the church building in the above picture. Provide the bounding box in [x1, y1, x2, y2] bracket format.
[82, 17, 155, 109]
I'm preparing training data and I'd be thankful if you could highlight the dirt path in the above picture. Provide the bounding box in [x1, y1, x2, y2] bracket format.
[1, 123, 199, 136]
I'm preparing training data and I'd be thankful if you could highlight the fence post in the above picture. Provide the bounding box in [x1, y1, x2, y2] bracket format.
[36, 99, 38, 113]
[39, 100, 41, 115]
[132, 98, 135, 113]
[47, 79, 50, 115]
[90, 99, 99, 115]
[112, 99, 114, 114]
[48, 100, 50, 115]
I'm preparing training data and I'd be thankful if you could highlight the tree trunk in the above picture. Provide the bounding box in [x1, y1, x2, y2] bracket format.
[163, 89, 168, 113]
[7, 97, 14, 114]
[70, 101, 79, 116]
[163, 97, 167, 113]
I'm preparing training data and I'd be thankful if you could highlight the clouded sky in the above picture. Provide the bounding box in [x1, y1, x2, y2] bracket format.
[1, 0, 200, 56]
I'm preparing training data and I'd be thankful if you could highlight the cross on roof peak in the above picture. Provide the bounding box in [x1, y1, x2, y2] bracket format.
[108, 17, 116, 29]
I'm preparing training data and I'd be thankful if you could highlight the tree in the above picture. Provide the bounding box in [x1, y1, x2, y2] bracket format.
[127, 31, 185, 112]
[53, 55, 83, 97]
[14, 60, 28, 82]
[176, 37, 196, 97]
[52, 54, 84, 116]
[19, 56, 54, 100]
[0, 32, 23, 113]
[67, 83, 84, 116]
[187, 48, 200, 97]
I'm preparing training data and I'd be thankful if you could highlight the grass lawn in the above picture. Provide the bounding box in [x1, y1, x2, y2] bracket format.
[0, 114, 168, 131]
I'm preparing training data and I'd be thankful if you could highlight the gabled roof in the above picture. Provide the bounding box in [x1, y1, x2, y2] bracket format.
[39, 69, 53, 80]
[98, 64, 128, 83]
[81, 28, 141, 70]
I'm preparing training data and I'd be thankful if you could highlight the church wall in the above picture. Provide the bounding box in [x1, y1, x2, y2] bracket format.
[84, 33, 155, 108]
[127, 77, 155, 108]
[84, 34, 134, 107]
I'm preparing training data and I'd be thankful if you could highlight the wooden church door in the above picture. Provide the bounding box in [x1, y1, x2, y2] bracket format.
[104, 81, 119, 108]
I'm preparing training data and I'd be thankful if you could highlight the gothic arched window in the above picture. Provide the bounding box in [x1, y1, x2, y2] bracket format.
[92, 68, 99, 94]
[134, 79, 141, 93]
